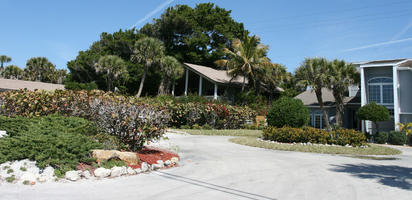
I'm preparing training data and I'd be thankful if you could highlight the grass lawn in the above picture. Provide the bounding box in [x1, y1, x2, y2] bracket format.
[229, 137, 401, 156]
[171, 129, 262, 137]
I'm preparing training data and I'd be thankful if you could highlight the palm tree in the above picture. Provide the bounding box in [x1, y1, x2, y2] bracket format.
[328, 59, 358, 127]
[158, 56, 183, 95]
[131, 37, 165, 97]
[295, 58, 331, 131]
[0, 55, 12, 75]
[216, 33, 270, 92]
[1, 65, 23, 79]
[25, 57, 55, 82]
[260, 63, 289, 101]
[95, 55, 128, 91]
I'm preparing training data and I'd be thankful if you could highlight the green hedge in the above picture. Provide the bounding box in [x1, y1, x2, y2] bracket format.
[387, 131, 407, 145]
[374, 132, 389, 144]
[266, 97, 309, 128]
[0, 115, 103, 175]
[262, 126, 366, 147]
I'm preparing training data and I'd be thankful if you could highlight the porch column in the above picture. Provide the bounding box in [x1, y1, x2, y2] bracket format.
[198, 76, 203, 96]
[393, 66, 400, 131]
[360, 67, 367, 133]
[184, 68, 188, 96]
[214, 83, 218, 100]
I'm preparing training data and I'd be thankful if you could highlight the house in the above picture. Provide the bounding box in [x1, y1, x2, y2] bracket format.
[359, 58, 412, 133]
[182, 63, 283, 102]
[0, 78, 65, 92]
[295, 58, 412, 133]
[295, 87, 361, 130]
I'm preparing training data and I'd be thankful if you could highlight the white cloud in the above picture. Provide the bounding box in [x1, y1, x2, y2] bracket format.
[342, 37, 412, 52]
[130, 0, 174, 29]
[391, 18, 412, 40]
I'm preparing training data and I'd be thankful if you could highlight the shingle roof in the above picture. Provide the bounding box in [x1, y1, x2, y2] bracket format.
[0, 78, 65, 91]
[362, 59, 407, 65]
[183, 63, 247, 85]
[295, 88, 360, 107]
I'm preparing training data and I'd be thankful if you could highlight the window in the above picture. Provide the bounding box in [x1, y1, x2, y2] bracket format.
[368, 77, 393, 105]
[314, 114, 322, 129]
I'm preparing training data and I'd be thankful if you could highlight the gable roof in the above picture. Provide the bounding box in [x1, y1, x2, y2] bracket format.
[0, 78, 65, 91]
[358, 58, 411, 67]
[295, 88, 360, 107]
[183, 63, 247, 85]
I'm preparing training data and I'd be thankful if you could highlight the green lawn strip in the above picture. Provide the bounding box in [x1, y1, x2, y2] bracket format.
[172, 129, 262, 137]
[229, 137, 401, 156]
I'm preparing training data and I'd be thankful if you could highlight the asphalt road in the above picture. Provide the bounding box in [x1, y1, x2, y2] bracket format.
[1, 134, 411, 200]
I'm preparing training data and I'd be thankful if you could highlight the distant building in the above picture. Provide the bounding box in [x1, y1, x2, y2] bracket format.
[0, 78, 64, 92]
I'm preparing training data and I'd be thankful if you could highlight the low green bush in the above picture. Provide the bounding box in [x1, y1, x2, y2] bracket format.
[266, 97, 309, 128]
[202, 124, 212, 130]
[374, 132, 389, 144]
[0, 115, 103, 175]
[262, 126, 366, 146]
[387, 131, 406, 145]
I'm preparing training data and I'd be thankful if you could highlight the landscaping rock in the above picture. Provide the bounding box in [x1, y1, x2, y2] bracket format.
[94, 168, 111, 178]
[164, 160, 172, 166]
[156, 160, 165, 168]
[110, 166, 126, 178]
[92, 150, 139, 165]
[20, 172, 38, 184]
[171, 157, 179, 164]
[65, 170, 81, 181]
[134, 168, 142, 174]
[151, 164, 162, 170]
[141, 162, 149, 172]
[127, 167, 136, 175]
[81, 170, 92, 179]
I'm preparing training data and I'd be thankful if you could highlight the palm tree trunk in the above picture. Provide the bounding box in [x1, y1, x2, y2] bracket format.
[136, 64, 148, 97]
[241, 76, 245, 92]
[158, 78, 166, 95]
[334, 93, 344, 127]
[315, 89, 331, 131]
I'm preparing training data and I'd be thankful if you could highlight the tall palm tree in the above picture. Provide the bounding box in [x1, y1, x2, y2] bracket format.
[131, 37, 165, 97]
[25, 57, 55, 82]
[216, 33, 270, 92]
[0, 55, 12, 75]
[96, 55, 128, 91]
[260, 63, 289, 101]
[328, 59, 358, 127]
[295, 58, 331, 131]
[158, 56, 183, 95]
[1, 65, 23, 79]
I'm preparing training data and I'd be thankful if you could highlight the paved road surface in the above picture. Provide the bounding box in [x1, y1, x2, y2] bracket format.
[1, 134, 411, 200]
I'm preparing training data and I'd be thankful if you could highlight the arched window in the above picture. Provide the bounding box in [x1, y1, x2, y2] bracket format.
[368, 77, 393, 105]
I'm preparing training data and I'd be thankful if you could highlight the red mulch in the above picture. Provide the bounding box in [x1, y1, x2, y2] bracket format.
[130, 146, 180, 169]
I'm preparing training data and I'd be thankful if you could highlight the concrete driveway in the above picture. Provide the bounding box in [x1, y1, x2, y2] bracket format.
[1, 134, 412, 200]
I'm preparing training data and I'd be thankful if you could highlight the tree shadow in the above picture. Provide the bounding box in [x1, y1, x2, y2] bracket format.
[154, 171, 277, 200]
[330, 164, 412, 190]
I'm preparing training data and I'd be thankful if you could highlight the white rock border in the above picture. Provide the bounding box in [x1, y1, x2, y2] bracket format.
[257, 138, 368, 148]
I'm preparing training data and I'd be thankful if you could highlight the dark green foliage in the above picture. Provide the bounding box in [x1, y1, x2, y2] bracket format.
[90, 133, 128, 150]
[357, 102, 390, 132]
[96, 158, 126, 169]
[266, 97, 309, 128]
[64, 81, 98, 91]
[262, 126, 366, 147]
[202, 124, 212, 130]
[374, 132, 389, 144]
[387, 131, 407, 145]
[0, 115, 103, 175]
[6, 175, 15, 183]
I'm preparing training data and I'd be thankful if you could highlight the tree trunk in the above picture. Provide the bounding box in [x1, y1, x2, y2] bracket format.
[136, 64, 148, 97]
[241, 76, 246, 92]
[333, 92, 345, 127]
[158, 78, 166, 95]
[315, 89, 331, 132]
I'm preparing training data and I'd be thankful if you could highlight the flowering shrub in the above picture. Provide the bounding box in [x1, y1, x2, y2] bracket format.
[167, 102, 256, 129]
[0, 89, 169, 151]
[262, 126, 366, 146]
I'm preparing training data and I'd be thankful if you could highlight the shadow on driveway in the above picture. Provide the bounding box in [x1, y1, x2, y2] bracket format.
[330, 164, 412, 190]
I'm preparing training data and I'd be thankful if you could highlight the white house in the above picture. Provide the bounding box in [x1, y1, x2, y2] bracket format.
[358, 58, 412, 133]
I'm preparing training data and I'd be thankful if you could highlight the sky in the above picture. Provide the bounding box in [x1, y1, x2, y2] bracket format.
[1, 0, 411, 72]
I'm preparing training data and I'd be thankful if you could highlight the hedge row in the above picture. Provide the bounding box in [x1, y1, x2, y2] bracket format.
[262, 126, 366, 147]
[0, 90, 169, 151]
[374, 131, 408, 145]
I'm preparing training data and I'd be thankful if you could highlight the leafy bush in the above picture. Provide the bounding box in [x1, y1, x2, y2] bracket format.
[357, 102, 390, 133]
[0, 89, 169, 151]
[374, 132, 389, 144]
[202, 124, 212, 130]
[0, 115, 103, 175]
[266, 97, 309, 128]
[65, 81, 98, 91]
[387, 131, 406, 145]
[262, 126, 366, 146]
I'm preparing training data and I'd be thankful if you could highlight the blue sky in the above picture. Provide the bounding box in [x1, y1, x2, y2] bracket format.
[1, 0, 411, 72]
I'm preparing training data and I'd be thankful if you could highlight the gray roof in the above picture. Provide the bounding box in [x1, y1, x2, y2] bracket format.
[183, 63, 248, 85]
[295, 88, 360, 107]
[0, 78, 65, 91]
